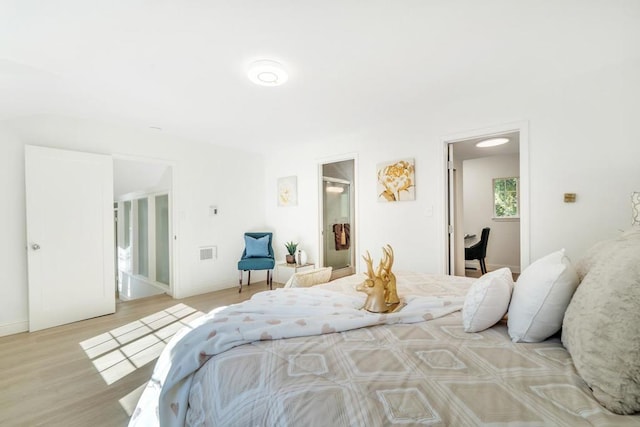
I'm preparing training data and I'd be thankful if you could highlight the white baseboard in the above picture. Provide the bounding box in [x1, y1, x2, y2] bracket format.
[466, 262, 521, 274]
[0, 320, 29, 337]
[488, 263, 521, 274]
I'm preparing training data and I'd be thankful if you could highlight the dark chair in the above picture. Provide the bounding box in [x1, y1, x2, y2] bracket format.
[465, 227, 490, 274]
[238, 232, 275, 293]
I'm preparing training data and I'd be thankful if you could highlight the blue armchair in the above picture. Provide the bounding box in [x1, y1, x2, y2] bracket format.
[238, 232, 275, 293]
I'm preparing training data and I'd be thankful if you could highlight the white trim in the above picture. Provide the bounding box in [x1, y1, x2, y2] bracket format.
[0, 320, 29, 337]
[466, 262, 521, 274]
[441, 120, 530, 275]
[316, 152, 359, 275]
[491, 263, 521, 274]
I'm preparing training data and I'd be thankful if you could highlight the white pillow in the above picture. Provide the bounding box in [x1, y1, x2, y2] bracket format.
[507, 249, 579, 343]
[462, 268, 514, 332]
[284, 267, 333, 288]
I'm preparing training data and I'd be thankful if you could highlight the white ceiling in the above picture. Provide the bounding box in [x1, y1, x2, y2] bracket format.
[1, 1, 639, 153]
[451, 131, 520, 161]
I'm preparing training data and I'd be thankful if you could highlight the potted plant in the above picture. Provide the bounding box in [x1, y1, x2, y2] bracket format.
[285, 241, 298, 264]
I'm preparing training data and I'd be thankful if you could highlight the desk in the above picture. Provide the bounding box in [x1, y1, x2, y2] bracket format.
[464, 234, 478, 269]
[275, 263, 315, 284]
[464, 234, 477, 248]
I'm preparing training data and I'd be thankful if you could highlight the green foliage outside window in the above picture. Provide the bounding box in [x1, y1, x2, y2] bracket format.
[493, 177, 519, 218]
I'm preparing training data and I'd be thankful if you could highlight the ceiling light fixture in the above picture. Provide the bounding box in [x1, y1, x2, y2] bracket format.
[247, 59, 288, 87]
[476, 137, 509, 148]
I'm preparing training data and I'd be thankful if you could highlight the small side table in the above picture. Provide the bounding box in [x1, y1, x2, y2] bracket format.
[275, 262, 315, 284]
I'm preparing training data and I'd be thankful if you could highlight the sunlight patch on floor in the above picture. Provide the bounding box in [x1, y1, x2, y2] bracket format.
[79, 303, 204, 386]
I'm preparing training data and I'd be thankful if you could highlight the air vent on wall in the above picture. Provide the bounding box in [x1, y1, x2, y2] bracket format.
[199, 246, 217, 261]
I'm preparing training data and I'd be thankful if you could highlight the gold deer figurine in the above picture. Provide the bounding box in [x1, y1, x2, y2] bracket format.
[356, 245, 400, 313]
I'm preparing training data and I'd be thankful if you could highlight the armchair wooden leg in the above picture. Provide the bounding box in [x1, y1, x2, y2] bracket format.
[238, 270, 243, 293]
[247, 270, 251, 286]
[267, 270, 271, 290]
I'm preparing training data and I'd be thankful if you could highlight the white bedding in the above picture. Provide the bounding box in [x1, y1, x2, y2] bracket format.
[130, 272, 640, 426]
[129, 272, 469, 427]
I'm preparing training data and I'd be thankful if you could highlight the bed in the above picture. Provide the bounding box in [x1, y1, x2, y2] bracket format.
[130, 230, 640, 427]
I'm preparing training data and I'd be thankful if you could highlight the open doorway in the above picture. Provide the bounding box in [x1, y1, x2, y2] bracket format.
[113, 158, 173, 301]
[320, 159, 356, 279]
[445, 123, 529, 278]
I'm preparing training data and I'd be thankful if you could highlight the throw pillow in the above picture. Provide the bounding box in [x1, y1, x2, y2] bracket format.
[244, 235, 270, 258]
[574, 226, 640, 282]
[285, 267, 333, 288]
[507, 249, 579, 343]
[562, 232, 640, 414]
[462, 268, 514, 333]
[574, 238, 617, 282]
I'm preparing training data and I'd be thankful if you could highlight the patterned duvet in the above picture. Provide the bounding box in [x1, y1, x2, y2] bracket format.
[133, 273, 640, 426]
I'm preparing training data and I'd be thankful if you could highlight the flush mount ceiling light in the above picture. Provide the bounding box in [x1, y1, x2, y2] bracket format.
[476, 137, 510, 148]
[247, 59, 288, 87]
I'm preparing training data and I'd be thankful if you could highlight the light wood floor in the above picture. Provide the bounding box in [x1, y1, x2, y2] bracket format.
[0, 281, 278, 427]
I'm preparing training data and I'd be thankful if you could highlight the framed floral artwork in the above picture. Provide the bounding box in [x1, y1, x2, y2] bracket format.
[277, 176, 298, 207]
[632, 191, 640, 225]
[377, 158, 415, 202]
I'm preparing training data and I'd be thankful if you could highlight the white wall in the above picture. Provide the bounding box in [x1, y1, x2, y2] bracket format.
[264, 58, 640, 276]
[0, 115, 265, 336]
[113, 158, 172, 199]
[463, 154, 520, 272]
[2, 59, 638, 336]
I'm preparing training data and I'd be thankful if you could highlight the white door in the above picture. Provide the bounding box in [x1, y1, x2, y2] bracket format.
[25, 145, 115, 331]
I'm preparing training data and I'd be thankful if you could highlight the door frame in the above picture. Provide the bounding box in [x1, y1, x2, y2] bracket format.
[441, 121, 530, 274]
[317, 153, 359, 275]
[112, 153, 179, 298]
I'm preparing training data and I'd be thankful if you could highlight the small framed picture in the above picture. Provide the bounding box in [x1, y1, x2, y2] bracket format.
[377, 158, 415, 202]
[278, 176, 298, 207]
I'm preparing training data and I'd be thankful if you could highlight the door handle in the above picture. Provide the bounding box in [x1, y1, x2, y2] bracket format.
[32, 243, 41, 251]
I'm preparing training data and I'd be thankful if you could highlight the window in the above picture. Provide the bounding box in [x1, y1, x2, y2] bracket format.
[493, 177, 519, 218]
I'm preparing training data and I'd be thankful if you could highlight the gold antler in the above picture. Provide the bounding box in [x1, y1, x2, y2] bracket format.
[362, 251, 375, 279]
[382, 245, 394, 271]
[381, 245, 399, 305]
[376, 257, 384, 277]
[358, 246, 400, 312]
